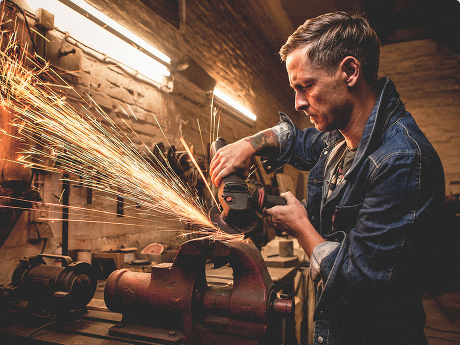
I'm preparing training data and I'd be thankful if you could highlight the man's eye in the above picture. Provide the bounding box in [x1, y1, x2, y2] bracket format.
[293, 84, 312, 93]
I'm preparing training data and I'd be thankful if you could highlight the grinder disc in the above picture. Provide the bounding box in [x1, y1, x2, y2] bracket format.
[208, 205, 258, 236]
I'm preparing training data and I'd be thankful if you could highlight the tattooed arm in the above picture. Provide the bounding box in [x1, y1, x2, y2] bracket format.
[245, 129, 279, 159]
[210, 129, 280, 187]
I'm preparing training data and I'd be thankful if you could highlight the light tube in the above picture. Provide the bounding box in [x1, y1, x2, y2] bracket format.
[27, 0, 170, 83]
[213, 89, 257, 121]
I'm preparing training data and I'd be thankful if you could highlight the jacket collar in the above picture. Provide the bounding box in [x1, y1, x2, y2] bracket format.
[322, 78, 403, 180]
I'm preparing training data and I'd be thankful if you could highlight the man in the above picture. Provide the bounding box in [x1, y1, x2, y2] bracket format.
[210, 12, 446, 345]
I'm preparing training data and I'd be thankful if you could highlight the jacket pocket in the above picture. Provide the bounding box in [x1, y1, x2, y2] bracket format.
[332, 203, 363, 233]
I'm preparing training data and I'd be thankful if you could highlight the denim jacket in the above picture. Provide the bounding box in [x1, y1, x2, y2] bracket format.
[267, 78, 445, 344]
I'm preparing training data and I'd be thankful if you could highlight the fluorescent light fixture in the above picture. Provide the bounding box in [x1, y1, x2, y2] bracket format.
[61, 0, 170, 64]
[27, 0, 170, 83]
[213, 89, 257, 122]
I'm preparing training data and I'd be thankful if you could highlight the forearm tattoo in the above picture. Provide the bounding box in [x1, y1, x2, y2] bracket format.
[245, 130, 279, 158]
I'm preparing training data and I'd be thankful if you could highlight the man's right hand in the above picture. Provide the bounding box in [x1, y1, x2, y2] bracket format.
[210, 137, 256, 187]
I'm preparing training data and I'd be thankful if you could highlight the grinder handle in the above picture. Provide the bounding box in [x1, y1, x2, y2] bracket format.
[253, 188, 287, 210]
[265, 195, 287, 208]
[210, 137, 227, 157]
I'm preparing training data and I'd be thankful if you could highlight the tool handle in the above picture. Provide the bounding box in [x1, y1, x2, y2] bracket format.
[300, 199, 308, 210]
[252, 188, 287, 210]
[264, 195, 287, 208]
[210, 137, 227, 157]
[37, 254, 73, 267]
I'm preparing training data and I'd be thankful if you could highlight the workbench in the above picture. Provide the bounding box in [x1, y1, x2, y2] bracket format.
[0, 260, 300, 345]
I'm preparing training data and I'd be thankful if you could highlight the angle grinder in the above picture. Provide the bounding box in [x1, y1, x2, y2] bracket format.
[208, 137, 286, 236]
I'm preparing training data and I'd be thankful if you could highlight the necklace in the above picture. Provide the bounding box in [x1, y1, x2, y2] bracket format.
[347, 146, 358, 152]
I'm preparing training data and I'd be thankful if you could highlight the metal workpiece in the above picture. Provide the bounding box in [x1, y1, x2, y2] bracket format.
[104, 237, 295, 344]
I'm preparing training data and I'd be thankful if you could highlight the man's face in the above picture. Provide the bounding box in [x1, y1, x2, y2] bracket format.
[286, 47, 352, 132]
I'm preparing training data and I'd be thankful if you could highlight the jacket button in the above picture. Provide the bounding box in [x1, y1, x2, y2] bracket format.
[311, 216, 316, 221]
[317, 336, 324, 343]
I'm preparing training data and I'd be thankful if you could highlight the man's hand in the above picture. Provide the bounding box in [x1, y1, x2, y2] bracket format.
[265, 192, 308, 236]
[265, 191, 324, 257]
[210, 138, 255, 187]
[210, 129, 280, 187]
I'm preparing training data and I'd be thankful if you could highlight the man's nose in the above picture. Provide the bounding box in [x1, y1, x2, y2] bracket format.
[295, 93, 309, 112]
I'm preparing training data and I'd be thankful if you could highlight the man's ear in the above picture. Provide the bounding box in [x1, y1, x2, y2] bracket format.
[340, 56, 360, 87]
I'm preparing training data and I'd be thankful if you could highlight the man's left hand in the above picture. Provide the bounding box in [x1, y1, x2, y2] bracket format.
[265, 191, 325, 258]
